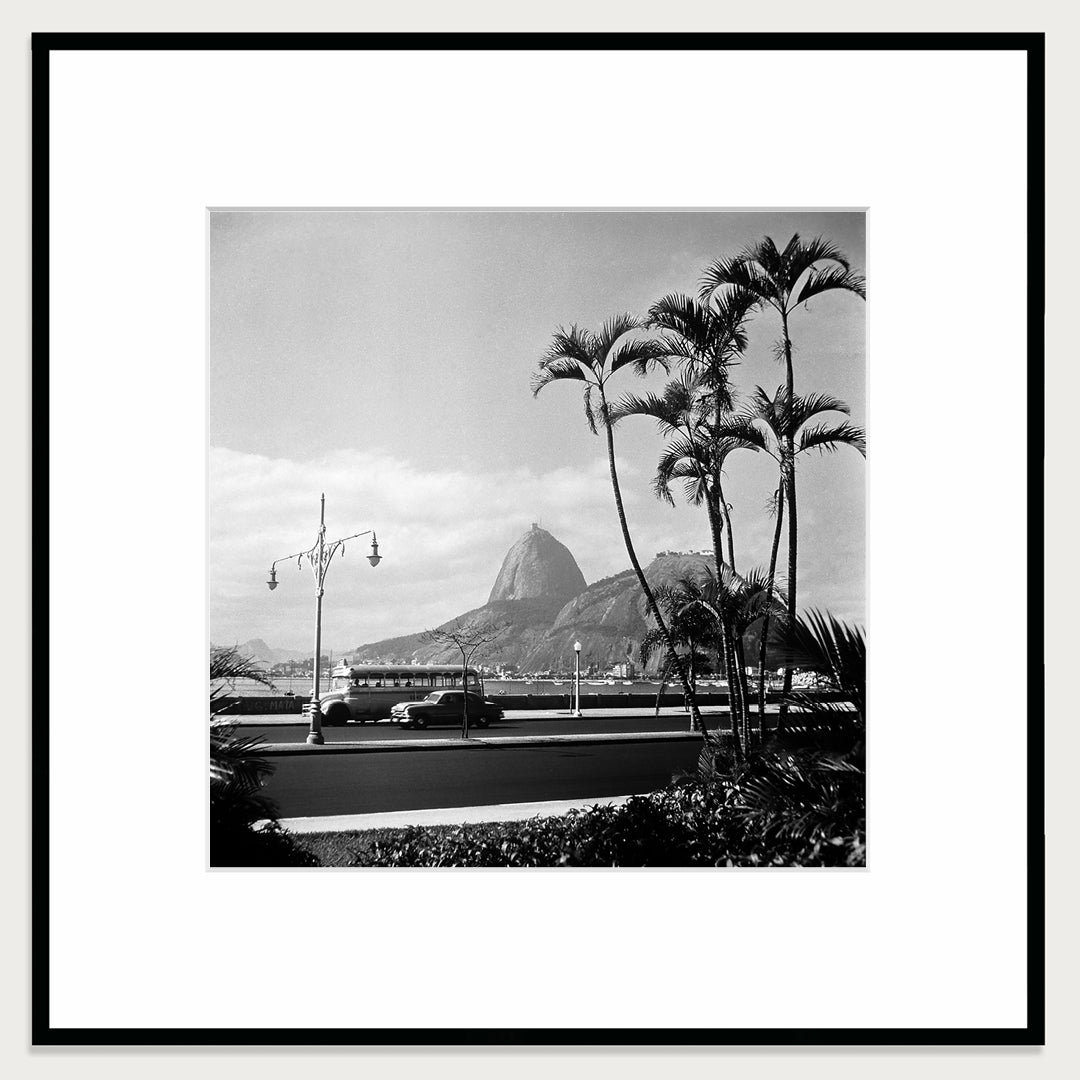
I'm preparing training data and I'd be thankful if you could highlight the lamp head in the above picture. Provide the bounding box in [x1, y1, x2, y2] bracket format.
[574, 641, 581, 653]
[367, 533, 382, 567]
[266, 568, 278, 591]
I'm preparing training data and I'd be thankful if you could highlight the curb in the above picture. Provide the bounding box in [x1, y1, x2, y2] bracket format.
[259, 729, 708, 756]
[233, 707, 739, 727]
[276, 795, 636, 834]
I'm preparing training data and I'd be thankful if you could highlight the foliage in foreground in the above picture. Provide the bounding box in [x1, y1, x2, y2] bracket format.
[210, 717, 319, 867]
[210, 645, 317, 867]
[298, 749, 864, 868]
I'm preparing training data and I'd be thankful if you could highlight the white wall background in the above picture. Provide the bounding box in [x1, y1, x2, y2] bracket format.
[5, 3, 1072, 1077]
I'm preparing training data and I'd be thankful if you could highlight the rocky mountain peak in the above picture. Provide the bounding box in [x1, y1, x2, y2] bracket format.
[487, 524, 587, 605]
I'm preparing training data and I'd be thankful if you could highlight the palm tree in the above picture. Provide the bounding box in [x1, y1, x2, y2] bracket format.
[679, 565, 786, 760]
[646, 290, 757, 568]
[739, 386, 866, 725]
[531, 315, 704, 731]
[769, 609, 866, 764]
[699, 234, 865, 705]
[612, 375, 760, 736]
[639, 576, 722, 733]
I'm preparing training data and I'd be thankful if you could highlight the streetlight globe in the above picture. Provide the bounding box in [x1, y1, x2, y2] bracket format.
[367, 533, 382, 567]
[266, 568, 278, 591]
[574, 641, 581, 653]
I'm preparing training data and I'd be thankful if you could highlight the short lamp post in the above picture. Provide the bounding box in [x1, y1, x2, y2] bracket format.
[573, 641, 582, 717]
[266, 493, 381, 745]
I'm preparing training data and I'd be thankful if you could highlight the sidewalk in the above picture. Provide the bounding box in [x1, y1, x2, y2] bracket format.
[235, 704, 747, 726]
[257, 728, 707, 755]
[276, 795, 636, 834]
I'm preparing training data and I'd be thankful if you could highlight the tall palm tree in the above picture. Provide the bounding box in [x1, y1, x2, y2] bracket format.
[699, 234, 865, 705]
[646, 290, 757, 568]
[739, 386, 866, 725]
[612, 374, 760, 736]
[531, 315, 703, 731]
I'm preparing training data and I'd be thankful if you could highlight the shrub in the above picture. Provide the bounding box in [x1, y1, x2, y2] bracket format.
[328, 750, 864, 868]
[209, 646, 315, 867]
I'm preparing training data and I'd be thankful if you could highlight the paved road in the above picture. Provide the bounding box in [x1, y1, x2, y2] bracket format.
[259, 738, 704, 818]
[237, 711, 724, 744]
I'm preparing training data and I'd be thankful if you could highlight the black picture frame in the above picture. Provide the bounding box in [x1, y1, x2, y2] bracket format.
[31, 30, 1045, 1047]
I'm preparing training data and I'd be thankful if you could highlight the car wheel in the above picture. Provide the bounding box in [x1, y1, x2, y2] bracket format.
[324, 704, 349, 727]
[412, 714, 427, 729]
[474, 716, 489, 728]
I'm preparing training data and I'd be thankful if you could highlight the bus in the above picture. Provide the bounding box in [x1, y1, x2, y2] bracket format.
[317, 663, 484, 725]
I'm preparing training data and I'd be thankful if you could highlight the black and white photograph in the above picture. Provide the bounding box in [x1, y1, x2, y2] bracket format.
[34, 31, 1043, 1042]
[209, 210, 867, 868]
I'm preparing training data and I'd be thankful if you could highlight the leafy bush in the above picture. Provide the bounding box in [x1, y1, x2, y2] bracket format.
[322, 749, 864, 868]
[209, 646, 316, 867]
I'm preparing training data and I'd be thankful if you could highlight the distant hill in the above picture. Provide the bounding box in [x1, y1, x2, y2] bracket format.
[347, 527, 743, 674]
[213, 638, 313, 665]
[350, 597, 569, 669]
[519, 552, 718, 673]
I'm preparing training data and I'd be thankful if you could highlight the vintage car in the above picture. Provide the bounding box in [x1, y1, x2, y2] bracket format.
[390, 690, 503, 729]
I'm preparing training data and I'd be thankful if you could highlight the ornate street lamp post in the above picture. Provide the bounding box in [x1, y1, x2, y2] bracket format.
[573, 640, 582, 717]
[266, 493, 382, 745]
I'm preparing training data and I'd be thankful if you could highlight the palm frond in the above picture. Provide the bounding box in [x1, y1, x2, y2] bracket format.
[531, 357, 589, 396]
[699, 255, 776, 305]
[647, 293, 715, 355]
[793, 265, 867, 307]
[787, 233, 851, 274]
[709, 286, 760, 336]
[797, 421, 867, 458]
[594, 312, 640, 359]
[609, 389, 665, 424]
[662, 369, 705, 414]
[210, 645, 276, 713]
[709, 413, 769, 448]
[608, 336, 669, 377]
[790, 391, 850, 428]
[540, 324, 594, 367]
[750, 235, 786, 277]
[662, 432, 711, 476]
[741, 385, 784, 440]
[653, 333, 704, 366]
[651, 468, 677, 506]
[771, 609, 866, 722]
[582, 385, 598, 435]
[652, 450, 709, 506]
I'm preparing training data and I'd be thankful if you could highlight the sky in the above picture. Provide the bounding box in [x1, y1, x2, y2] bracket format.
[209, 210, 866, 653]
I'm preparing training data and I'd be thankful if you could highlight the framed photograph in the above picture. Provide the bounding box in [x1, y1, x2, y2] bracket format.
[34, 32, 1044, 1044]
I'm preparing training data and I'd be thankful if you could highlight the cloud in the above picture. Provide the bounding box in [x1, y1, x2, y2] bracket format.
[210, 439, 865, 654]
[210, 446, 646, 652]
